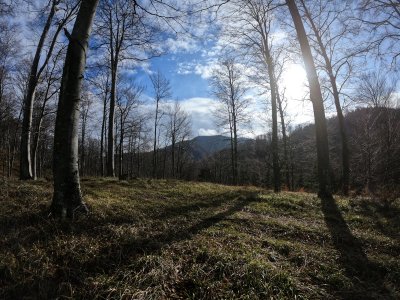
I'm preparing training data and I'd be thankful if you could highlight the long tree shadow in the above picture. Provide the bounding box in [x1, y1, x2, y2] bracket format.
[358, 198, 400, 241]
[78, 192, 260, 271]
[320, 195, 391, 299]
[2, 190, 261, 299]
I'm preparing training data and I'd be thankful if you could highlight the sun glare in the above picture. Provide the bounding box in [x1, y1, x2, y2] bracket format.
[280, 64, 308, 101]
[280, 63, 314, 123]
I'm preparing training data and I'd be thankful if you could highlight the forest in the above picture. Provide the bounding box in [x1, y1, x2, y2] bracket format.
[0, 0, 399, 299]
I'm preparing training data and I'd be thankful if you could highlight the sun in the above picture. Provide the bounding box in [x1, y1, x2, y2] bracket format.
[280, 64, 308, 101]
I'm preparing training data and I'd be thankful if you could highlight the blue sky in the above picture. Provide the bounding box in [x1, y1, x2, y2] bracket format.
[135, 53, 210, 100]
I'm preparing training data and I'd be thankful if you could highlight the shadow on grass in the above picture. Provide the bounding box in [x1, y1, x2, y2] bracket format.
[358, 198, 400, 241]
[321, 195, 391, 299]
[78, 192, 260, 270]
[1, 189, 260, 299]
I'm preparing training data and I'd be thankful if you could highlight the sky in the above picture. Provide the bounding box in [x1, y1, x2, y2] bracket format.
[14, 0, 384, 140]
[130, 37, 314, 139]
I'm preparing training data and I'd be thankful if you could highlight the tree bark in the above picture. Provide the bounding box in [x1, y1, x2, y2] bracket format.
[286, 0, 331, 198]
[51, 0, 99, 219]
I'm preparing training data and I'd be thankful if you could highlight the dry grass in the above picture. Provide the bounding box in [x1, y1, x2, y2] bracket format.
[0, 177, 399, 299]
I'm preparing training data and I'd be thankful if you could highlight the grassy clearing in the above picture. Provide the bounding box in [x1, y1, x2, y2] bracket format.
[0, 178, 399, 299]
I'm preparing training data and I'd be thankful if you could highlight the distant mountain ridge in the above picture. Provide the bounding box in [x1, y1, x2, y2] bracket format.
[183, 135, 252, 161]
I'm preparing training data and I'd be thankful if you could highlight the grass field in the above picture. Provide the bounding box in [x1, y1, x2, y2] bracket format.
[0, 178, 399, 299]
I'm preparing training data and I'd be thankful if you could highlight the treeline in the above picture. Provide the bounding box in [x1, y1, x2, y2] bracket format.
[1, 0, 400, 218]
[197, 107, 400, 195]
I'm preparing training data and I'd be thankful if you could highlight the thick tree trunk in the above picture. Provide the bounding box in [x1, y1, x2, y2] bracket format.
[51, 0, 99, 218]
[20, 0, 57, 180]
[300, 0, 349, 195]
[286, 0, 331, 198]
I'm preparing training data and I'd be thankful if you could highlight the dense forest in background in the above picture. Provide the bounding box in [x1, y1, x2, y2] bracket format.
[1, 0, 400, 217]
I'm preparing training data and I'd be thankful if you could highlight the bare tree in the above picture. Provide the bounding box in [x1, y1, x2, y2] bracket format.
[298, 0, 354, 195]
[116, 81, 143, 179]
[79, 89, 93, 177]
[357, 71, 398, 108]
[20, 0, 79, 180]
[89, 69, 110, 176]
[211, 58, 249, 185]
[166, 101, 191, 178]
[286, 0, 331, 198]
[31, 49, 63, 179]
[150, 71, 171, 178]
[357, 0, 400, 64]
[94, 0, 159, 177]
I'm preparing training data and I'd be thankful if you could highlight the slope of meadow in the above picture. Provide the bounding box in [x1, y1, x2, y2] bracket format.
[0, 178, 399, 299]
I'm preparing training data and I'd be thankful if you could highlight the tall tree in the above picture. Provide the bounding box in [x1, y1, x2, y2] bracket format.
[299, 0, 351, 195]
[79, 89, 93, 177]
[211, 58, 249, 185]
[150, 71, 171, 178]
[116, 81, 142, 179]
[166, 101, 191, 178]
[51, 0, 99, 218]
[20, 0, 79, 180]
[222, 0, 285, 191]
[286, 0, 331, 198]
[95, 0, 157, 177]
[31, 49, 62, 179]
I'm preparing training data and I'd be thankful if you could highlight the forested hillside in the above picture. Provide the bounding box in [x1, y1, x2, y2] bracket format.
[197, 107, 400, 192]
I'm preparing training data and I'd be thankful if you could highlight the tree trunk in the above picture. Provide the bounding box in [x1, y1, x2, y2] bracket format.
[286, 0, 331, 198]
[80, 114, 86, 177]
[232, 108, 238, 185]
[299, 0, 349, 195]
[277, 92, 290, 190]
[152, 99, 159, 178]
[265, 53, 281, 192]
[171, 135, 175, 178]
[119, 119, 123, 179]
[100, 86, 108, 176]
[51, 0, 99, 218]
[107, 60, 117, 177]
[20, 0, 58, 180]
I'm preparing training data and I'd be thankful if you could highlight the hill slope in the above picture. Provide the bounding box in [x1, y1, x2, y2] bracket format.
[0, 178, 399, 299]
[181, 135, 252, 161]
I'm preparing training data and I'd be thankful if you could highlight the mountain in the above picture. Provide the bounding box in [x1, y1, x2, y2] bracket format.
[183, 135, 252, 161]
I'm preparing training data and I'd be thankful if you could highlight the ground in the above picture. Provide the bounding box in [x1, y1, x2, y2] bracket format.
[0, 178, 399, 299]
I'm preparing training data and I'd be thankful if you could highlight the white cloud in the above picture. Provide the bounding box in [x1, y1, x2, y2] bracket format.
[165, 36, 199, 54]
[198, 128, 218, 136]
